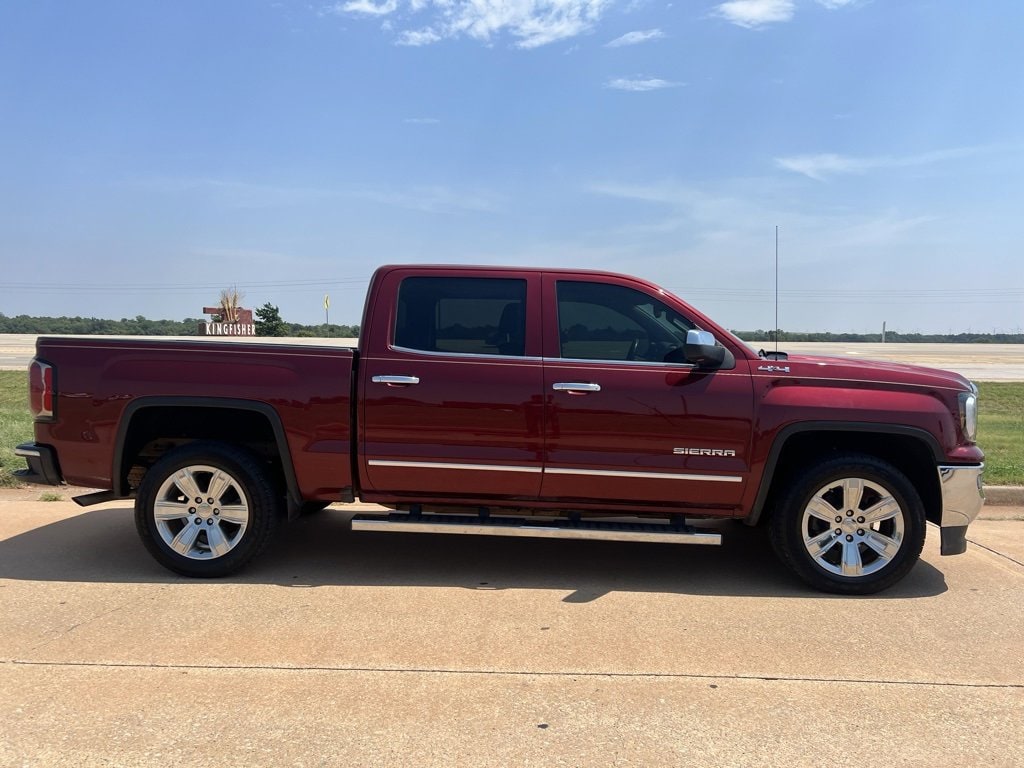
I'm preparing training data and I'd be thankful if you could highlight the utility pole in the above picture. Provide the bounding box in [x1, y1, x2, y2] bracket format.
[882, 321, 886, 343]
[774, 226, 779, 355]
[324, 294, 330, 336]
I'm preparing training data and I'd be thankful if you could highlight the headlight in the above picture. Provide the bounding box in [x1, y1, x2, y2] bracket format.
[959, 391, 978, 443]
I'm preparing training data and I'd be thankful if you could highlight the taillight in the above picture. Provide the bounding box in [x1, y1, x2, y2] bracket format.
[29, 359, 55, 421]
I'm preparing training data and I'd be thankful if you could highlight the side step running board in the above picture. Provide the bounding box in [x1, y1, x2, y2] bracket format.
[351, 513, 722, 546]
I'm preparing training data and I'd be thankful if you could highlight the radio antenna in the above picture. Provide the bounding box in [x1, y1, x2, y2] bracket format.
[774, 225, 779, 355]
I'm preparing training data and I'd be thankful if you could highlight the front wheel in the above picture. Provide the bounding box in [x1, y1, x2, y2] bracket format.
[135, 441, 282, 577]
[769, 454, 926, 594]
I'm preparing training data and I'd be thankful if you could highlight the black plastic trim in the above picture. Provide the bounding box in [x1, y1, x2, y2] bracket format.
[940, 525, 968, 556]
[349, 350, 362, 502]
[746, 421, 946, 525]
[15, 442, 63, 485]
[73, 490, 120, 507]
[112, 397, 301, 509]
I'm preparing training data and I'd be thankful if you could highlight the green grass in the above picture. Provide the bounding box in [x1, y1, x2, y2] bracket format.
[0, 370, 1021, 487]
[977, 382, 1024, 486]
[0, 371, 33, 487]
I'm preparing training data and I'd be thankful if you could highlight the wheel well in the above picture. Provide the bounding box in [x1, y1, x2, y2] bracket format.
[754, 431, 940, 526]
[118, 406, 287, 498]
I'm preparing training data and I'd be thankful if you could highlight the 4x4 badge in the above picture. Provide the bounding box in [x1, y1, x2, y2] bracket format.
[758, 365, 790, 373]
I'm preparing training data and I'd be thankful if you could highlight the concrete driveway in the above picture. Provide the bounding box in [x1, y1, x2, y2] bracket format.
[1, 496, 1022, 767]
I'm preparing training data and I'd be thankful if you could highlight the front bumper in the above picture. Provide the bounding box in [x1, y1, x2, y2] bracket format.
[937, 463, 985, 555]
[14, 443, 63, 486]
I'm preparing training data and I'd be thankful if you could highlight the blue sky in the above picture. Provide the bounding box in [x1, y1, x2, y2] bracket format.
[2, 0, 1022, 333]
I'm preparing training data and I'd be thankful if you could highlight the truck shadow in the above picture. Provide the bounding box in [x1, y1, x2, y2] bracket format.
[0, 506, 948, 600]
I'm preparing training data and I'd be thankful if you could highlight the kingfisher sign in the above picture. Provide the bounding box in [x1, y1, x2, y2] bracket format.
[198, 302, 256, 336]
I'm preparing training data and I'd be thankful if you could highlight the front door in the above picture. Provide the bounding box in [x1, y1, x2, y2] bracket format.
[540, 275, 754, 512]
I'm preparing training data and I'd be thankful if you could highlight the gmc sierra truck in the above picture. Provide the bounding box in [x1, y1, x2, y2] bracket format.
[17, 264, 985, 593]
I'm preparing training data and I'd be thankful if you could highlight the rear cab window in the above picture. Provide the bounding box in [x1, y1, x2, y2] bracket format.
[395, 276, 528, 357]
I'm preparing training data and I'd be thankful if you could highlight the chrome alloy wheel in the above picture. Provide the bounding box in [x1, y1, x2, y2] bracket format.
[153, 464, 250, 560]
[800, 477, 906, 578]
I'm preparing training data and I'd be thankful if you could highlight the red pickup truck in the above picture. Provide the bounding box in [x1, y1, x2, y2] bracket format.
[18, 264, 985, 593]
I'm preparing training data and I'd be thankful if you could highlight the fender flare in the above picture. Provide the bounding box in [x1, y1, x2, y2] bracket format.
[111, 396, 301, 510]
[746, 421, 944, 525]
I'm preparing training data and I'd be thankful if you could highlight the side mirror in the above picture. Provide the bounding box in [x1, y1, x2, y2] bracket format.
[685, 329, 726, 368]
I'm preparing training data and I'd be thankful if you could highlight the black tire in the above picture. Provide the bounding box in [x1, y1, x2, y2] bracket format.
[769, 453, 926, 595]
[134, 441, 282, 577]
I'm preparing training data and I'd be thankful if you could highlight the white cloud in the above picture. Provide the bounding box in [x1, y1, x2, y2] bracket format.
[343, 184, 500, 213]
[334, 0, 398, 16]
[829, 213, 937, 247]
[775, 147, 987, 181]
[330, 0, 611, 48]
[816, 0, 856, 8]
[588, 179, 937, 240]
[605, 77, 681, 92]
[465, 0, 612, 49]
[775, 153, 865, 180]
[715, 0, 794, 28]
[605, 28, 664, 47]
[404, 117, 441, 124]
[586, 180, 943, 277]
[396, 28, 443, 46]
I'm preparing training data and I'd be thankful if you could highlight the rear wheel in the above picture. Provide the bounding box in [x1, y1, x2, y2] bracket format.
[769, 454, 926, 594]
[135, 441, 282, 577]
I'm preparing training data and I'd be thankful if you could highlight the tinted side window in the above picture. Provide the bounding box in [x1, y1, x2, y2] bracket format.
[395, 277, 527, 356]
[557, 281, 694, 362]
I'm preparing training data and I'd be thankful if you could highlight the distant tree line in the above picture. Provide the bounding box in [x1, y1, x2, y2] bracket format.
[1, 312, 1018, 343]
[733, 330, 1024, 344]
[0, 314, 203, 335]
[0, 311, 359, 338]
[280, 322, 360, 338]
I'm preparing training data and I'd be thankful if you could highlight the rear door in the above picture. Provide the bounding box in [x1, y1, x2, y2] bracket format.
[540, 274, 754, 511]
[360, 268, 545, 500]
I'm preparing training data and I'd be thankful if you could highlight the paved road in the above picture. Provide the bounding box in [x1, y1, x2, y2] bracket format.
[1, 496, 1021, 766]
[780, 341, 1024, 382]
[3, 334, 1023, 379]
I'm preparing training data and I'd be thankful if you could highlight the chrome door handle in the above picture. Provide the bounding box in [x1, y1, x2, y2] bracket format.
[372, 375, 420, 386]
[552, 382, 601, 394]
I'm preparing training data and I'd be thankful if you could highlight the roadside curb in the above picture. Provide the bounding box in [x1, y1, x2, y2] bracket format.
[985, 485, 1024, 506]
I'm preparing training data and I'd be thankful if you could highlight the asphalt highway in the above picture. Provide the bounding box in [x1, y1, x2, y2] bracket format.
[2, 334, 1023, 379]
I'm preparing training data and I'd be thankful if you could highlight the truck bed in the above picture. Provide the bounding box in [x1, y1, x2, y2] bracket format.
[33, 336, 356, 503]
